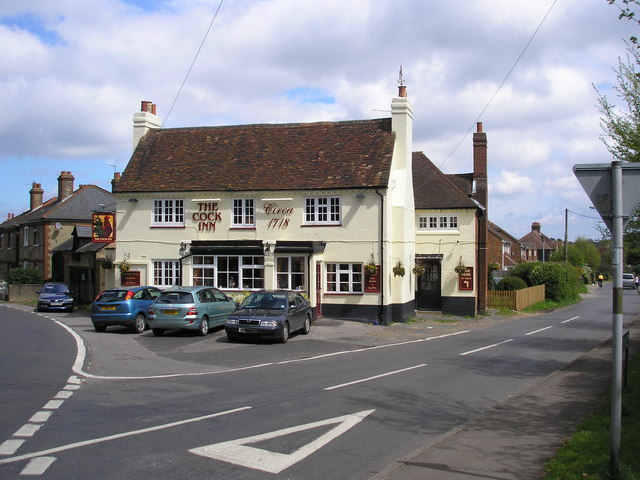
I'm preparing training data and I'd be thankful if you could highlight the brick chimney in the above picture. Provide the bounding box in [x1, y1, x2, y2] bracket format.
[473, 122, 488, 315]
[57, 171, 75, 202]
[132, 100, 162, 152]
[531, 222, 541, 233]
[111, 172, 121, 192]
[30, 182, 44, 210]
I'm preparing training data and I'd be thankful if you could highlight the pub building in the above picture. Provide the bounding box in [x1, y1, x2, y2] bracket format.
[112, 85, 488, 323]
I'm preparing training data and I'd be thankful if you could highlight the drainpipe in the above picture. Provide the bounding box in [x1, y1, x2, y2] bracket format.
[376, 189, 385, 324]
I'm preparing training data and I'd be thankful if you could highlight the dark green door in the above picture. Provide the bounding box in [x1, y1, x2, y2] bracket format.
[416, 261, 441, 310]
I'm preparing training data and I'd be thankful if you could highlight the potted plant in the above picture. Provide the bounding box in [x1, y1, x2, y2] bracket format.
[455, 258, 467, 274]
[412, 262, 425, 276]
[393, 260, 405, 277]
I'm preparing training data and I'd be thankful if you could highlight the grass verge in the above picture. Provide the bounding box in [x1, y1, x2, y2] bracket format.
[544, 351, 640, 480]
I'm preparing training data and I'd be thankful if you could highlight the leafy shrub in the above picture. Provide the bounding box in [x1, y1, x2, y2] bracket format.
[8, 267, 43, 285]
[496, 276, 527, 291]
[528, 262, 581, 302]
[510, 262, 540, 287]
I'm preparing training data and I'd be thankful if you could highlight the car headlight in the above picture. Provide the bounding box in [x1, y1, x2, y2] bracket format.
[226, 318, 238, 325]
[260, 320, 278, 328]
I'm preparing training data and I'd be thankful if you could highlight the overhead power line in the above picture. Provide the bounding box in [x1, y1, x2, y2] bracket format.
[439, 0, 558, 169]
[163, 0, 225, 127]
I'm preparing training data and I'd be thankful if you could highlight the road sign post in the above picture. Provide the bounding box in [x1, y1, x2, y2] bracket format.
[573, 161, 640, 479]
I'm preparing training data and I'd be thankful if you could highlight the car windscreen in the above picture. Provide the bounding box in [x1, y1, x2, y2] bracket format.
[96, 290, 127, 302]
[241, 293, 286, 309]
[43, 284, 69, 294]
[156, 292, 194, 304]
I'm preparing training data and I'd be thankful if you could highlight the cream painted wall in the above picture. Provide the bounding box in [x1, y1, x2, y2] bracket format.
[114, 189, 387, 307]
[415, 209, 477, 298]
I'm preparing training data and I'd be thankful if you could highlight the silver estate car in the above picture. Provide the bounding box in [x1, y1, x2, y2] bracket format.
[148, 286, 237, 336]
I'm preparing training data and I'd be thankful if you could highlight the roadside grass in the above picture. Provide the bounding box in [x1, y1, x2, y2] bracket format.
[522, 294, 583, 313]
[544, 350, 640, 480]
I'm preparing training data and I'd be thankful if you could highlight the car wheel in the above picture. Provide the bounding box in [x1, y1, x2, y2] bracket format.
[132, 314, 146, 334]
[280, 322, 290, 344]
[152, 328, 165, 337]
[301, 315, 311, 335]
[198, 317, 209, 336]
[94, 324, 107, 332]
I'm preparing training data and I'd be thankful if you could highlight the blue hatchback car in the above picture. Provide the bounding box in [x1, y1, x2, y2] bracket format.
[91, 286, 161, 333]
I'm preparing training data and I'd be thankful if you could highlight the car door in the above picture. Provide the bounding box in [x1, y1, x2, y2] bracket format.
[212, 289, 235, 323]
[287, 292, 305, 330]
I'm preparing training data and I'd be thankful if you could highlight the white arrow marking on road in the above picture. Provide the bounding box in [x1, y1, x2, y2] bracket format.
[189, 409, 375, 474]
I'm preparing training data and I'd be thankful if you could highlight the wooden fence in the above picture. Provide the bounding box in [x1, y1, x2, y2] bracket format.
[488, 284, 545, 311]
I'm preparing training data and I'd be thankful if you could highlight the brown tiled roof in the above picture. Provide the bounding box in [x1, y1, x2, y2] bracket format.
[412, 152, 478, 210]
[115, 118, 395, 193]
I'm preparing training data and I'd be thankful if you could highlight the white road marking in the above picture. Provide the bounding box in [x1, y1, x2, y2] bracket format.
[0, 439, 25, 455]
[324, 364, 427, 391]
[0, 407, 251, 466]
[190, 409, 375, 474]
[561, 316, 580, 324]
[54, 390, 73, 399]
[460, 339, 514, 356]
[13, 424, 42, 438]
[277, 330, 470, 365]
[20, 456, 56, 475]
[526, 326, 553, 336]
[42, 400, 64, 410]
[28, 412, 52, 423]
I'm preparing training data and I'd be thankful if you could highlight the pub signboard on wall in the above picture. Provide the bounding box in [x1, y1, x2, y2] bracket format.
[458, 267, 474, 291]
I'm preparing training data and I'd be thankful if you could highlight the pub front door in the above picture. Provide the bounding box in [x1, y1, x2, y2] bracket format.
[416, 260, 441, 311]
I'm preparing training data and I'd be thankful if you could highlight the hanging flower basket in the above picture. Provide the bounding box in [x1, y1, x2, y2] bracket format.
[365, 263, 378, 275]
[412, 263, 425, 276]
[455, 258, 467, 274]
[119, 253, 131, 274]
[101, 257, 113, 270]
[393, 260, 405, 277]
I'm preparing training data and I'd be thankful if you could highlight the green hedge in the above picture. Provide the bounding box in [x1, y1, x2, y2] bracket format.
[511, 262, 581, 302]
[8, 267, 43, 285]
[496, 276, 527, 291]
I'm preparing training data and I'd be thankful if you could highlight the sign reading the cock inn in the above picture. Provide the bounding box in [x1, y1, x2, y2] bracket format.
[191, 202, 294, 231]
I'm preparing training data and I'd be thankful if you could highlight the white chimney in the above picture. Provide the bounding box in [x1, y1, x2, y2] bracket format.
[132, 101, 162, 152]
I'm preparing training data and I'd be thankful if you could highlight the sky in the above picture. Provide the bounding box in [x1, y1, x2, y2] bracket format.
[0, 0, 636, 242]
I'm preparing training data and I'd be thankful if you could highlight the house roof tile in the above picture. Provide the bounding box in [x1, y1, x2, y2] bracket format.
[114, 118, 395, 193]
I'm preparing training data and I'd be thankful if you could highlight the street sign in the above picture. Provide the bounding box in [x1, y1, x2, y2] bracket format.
[573, 163, 640, 232]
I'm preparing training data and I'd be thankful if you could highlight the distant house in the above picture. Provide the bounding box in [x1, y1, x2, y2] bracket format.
[488, 221, 523, 270]
[519, 222, 558, 262]
[0, 172, 116, 302]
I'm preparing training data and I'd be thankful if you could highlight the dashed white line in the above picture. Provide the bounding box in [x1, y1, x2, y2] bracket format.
[0, 439, 25, 455]
[20, 456, 56, 475]
[561, 316, 580, 324]
[460, 339, 514, 356]
[526, 326, 553, 336]
[43, 400, 64, 410]
[13, 424, 42, 438]
[324, 364, 428, 391]
[28, 412, 53, 424]
[0, 406, 252, 466]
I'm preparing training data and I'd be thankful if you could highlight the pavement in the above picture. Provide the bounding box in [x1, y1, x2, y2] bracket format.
[4, 292, 640, 479]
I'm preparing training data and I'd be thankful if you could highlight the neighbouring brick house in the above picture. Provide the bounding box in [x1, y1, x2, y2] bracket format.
[0, 172, 116, 303]
[488, 221, 523, 271]
[519, 222, 558, 262]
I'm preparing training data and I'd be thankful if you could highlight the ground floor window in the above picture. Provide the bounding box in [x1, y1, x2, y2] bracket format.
[153, 260, 180, 286]
[276, 256, 306, 291]
[325, 263, 363, 293]
[192, 255, 264, 290]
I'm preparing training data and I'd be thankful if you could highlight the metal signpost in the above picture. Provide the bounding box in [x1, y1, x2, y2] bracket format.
[573, 161, 640, 479]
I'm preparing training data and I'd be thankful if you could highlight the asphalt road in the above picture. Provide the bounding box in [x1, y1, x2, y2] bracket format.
[0, 285, 637, 479]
